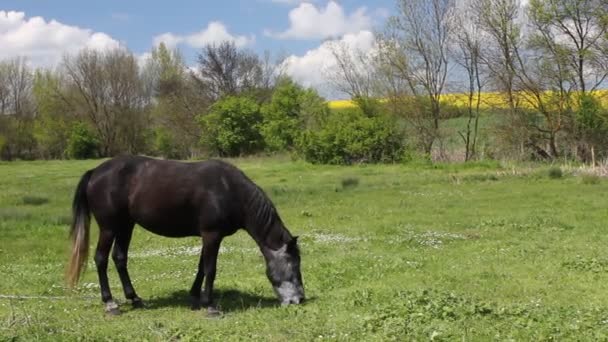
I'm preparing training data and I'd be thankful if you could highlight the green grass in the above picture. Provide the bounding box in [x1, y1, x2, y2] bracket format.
[1, 158, 608, 340]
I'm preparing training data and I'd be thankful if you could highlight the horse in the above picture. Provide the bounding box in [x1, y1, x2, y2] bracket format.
[66, 155, 304, 315]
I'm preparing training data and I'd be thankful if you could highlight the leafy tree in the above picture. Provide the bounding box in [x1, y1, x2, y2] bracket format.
[260, 78, 328, 152]
[32, 70, 74, 159]
[198, 96, 264, 156]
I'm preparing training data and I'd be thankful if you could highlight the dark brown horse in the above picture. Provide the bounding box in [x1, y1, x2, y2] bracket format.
[66, 155, 304, 315]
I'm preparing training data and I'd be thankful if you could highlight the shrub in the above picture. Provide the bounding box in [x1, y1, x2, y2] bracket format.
[22, 195, 49, 206]
[341, 177, 360, 189]
[199, 96, 264, 157]
[153, 128, 182, 159]
[295, 109, 407, 164]
[66, 123, 99, 159]
[581, 173, 601, 185]
[548, 166, 563, 179]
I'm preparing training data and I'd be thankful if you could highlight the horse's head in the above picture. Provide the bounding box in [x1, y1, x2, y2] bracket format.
[265, 236, 305, 305]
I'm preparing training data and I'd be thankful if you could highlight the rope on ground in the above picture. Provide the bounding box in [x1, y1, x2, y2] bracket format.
[0, 294, 97, 301]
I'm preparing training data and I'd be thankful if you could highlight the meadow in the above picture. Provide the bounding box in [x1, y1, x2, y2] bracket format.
[1, 157, 608, 340]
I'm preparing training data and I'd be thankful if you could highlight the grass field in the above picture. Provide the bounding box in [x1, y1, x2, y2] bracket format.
[1, 157, 608, 340]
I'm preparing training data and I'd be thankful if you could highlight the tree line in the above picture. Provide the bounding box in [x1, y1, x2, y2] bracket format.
[1, 0, 607, 164]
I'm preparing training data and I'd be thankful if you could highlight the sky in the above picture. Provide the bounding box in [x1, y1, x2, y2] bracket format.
[0, 0, 396, 98]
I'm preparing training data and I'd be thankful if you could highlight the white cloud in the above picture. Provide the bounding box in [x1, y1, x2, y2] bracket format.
[0, 10, 121, 67]
[153, 21, 254, 49]
[282, 30, 375, 97]
[267, 1, 372, 40]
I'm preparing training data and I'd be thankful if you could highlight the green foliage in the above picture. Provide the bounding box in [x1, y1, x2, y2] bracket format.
[295, 109, 407, 164]
[576, 94, 607, 135]
[152, 128, 181, 159]
[260, 78, 329, 152]
[548, 166, 563, 179]
[66, 123, 99, 159]
[260, 79, 302, 151]
[199, 96, 264, 156]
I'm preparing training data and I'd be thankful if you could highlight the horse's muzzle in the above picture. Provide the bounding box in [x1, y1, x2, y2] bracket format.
[282, 296, 305, 306]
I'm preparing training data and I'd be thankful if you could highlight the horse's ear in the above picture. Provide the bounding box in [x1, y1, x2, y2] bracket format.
[288, 236, 299, 248]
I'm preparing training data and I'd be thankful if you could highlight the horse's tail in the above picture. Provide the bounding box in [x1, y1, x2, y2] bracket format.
[66, 169, 94, 288]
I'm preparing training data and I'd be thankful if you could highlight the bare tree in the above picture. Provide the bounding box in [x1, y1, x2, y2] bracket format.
[0, 57, 36, 160]
[0, 57, 34, 117]
[62, 48, 149, 156]
[526, 0, 608, 162]
[471, 0, 534, 159]
[194, 41, 267, 100]
[328, 40, 381, 116]
[378, 0, 455, 154]
[452, 0, 486, 161]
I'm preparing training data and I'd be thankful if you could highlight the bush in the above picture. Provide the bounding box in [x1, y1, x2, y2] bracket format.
[581, 173, 601, 185]
[295, 109, 407, 164]
[66, 123, 99, 159]
[199, 96, 264, 157]
[341, 177, 360, 189]
[153, 128, 181, 159]
[22, 195, 49, 206]
[548, 166, 563, 179]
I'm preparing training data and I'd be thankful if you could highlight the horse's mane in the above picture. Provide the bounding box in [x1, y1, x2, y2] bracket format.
[244, 182, 298, 256]
[245, 183, 278, 231]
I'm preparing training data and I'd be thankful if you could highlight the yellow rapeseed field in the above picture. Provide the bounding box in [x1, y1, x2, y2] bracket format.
[328, 90, 608, 110]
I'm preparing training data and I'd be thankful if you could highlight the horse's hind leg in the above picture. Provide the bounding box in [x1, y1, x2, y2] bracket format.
[112, 222, 143, 308]
[189, 244, 205, 310]
[94, 228, 119, 315]
[201, 231, 223, 315]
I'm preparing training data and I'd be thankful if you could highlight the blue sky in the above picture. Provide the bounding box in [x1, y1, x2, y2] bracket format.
[0, 1, 394, 96]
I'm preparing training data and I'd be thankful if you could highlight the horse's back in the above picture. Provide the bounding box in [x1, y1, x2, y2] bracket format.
[86, 155, 247, 237]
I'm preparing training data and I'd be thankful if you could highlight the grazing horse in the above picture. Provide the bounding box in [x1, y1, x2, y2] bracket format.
[66, 155, 304, 315]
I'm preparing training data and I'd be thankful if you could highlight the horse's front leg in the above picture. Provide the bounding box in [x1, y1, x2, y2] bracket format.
[201, 231, 222, 315]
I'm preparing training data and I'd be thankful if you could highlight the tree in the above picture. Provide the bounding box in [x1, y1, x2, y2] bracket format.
[378, 0, 455, 154]
[472, 0, 531, 159]
[193, 41, 266, 100]
[32, 69, 75, 159]
[143, 43, 210, 158]
[328, 38, 382, 116]
[452, 0, 485, 161]
[0, 57, 36, 160]
[198, 96, 264, 156]
[527, 0, 608, 161]
[62, 47, 150, 156]
[260, 77, 328, 151]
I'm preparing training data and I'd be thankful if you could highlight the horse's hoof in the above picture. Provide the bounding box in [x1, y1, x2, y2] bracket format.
[105, 307, 121, 316]
[105, 301, 120, 315]
[190, 298, 202, 311]
[131, 298, 145, 309]
[206, 306, 222, 317]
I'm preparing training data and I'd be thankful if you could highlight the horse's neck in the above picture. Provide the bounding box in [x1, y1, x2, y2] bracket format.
[248, 220, 290, 252]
